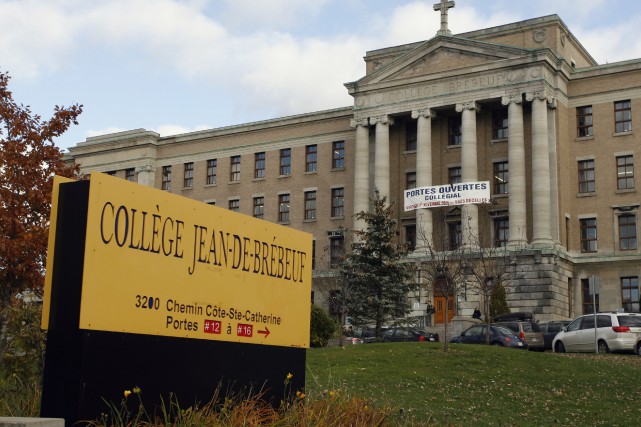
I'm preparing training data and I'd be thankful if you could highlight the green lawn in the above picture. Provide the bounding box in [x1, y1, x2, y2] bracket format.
[305, 342, 641, 426]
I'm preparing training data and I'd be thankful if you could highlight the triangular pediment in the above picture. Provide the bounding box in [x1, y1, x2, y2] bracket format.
[390, 47, 504, 80]
[359, 36, 535, 86]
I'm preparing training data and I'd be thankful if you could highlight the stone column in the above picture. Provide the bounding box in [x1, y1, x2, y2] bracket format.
[351, 117, 370, 234]
[548, 100, 560, 244]
[526, 91, 553, 247]
[135, 165, 156, 187]
[455, 101, 479, 246]
[502, 94, 527, 248]
[412, 108, 435, 250]
[370, 115, 394, 200]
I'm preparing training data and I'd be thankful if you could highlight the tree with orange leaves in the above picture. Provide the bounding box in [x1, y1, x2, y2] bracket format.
[0, 70, 82, 333]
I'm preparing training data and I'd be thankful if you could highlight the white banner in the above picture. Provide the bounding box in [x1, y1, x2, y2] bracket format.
[404, 181, 491, 211]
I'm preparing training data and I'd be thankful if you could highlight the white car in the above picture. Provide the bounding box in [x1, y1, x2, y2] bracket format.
[553, 312, 641, 354]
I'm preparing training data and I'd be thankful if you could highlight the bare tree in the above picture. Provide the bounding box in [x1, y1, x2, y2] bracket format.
[465, 246, 516, 344]
[414, 208, 470, 351]
[464, 214, 523, 344]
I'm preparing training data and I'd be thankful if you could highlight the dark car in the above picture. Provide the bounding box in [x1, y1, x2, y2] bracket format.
[380, 327, 440, 342]
[539, 320, 571, 350]
[494, 312, 545, 351]
[450, 324, 527, 349]
[344, 326, 385, 344]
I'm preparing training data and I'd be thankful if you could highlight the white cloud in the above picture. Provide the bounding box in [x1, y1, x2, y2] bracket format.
[85, 127, 129, 138]
[232, 32, 364, 115]
[575, 19, 641, 64]
[79, 0, 230, 79]
[154, 124, 212, 136]
[0, 0, 76, 78]
[533, 0, 607, 22]
[220, 0, 331, 32]
[384, 2, 437, 46]
[7, 0, 641, 153]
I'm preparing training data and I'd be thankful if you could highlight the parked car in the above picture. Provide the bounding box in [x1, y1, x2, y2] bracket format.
[553, 312, 641, 354]
[494, 312, 545, 351]
[635, 335, 641, 356]
[380, 327, 440, 342]
[539, 320, 571, 351]
[344, 326, 384, 344]
[345, 336, 364, 345]
[449, 324, 527, 349]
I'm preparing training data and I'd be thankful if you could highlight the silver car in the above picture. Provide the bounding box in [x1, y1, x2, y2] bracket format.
[553, 312, 641, 354]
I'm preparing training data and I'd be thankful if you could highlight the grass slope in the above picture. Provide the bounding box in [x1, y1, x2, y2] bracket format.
[306, 342, 641, 426]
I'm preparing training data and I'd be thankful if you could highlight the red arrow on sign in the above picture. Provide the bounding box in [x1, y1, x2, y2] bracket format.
[257, 327, 270, 338]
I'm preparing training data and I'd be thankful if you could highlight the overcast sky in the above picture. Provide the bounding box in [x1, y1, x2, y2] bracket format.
[3, 0, 641, 151]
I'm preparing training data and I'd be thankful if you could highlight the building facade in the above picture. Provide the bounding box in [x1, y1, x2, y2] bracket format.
[67, 13, 641, 324]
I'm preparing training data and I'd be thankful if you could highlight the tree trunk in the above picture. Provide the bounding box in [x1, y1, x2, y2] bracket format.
[444, 300, 449, 352]
[485, 292, 492, 345]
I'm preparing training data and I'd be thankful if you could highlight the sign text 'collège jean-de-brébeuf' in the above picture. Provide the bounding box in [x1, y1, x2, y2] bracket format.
[74, 172, 312, 348]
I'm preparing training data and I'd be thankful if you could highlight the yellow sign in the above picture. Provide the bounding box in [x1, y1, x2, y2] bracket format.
[42, 175, 74, 329]
[80, 173, 312, 348]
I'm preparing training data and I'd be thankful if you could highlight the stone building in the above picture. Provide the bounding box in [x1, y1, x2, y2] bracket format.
[67, 9, 641, 326]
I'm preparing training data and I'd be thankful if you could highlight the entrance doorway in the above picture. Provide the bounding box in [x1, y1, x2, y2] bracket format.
[434, 296, 455, 324]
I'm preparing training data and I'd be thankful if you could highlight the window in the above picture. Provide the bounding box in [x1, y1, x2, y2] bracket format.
[448, 116, 462, 145]
[448, 166, 462, 184]
[312, 240, 316, 270]
[162, 166, 171, 191]
[228, 199, 239, 212]
[332, 141, 345, 169]
[622, 277, 640, 313]
[578, 160, 595, 193]
[254, 152, 265, 179]
[329, 237, 344, 268]
[331, 188, 344, 217]
[577, 106, 593, 137]
[125, 168, 135, 182]
[406, 122, 417, 151]
[405, 224, 416, 251]
[492, 109, 508, 139]
[183, 162, 193, 188]
[304, 191, 316, 220]
[206, 159, 217, 185]
[253, 197, 264, 219]
[615, 100, 632, 133]
[279, 149, 291, 176]
[580, 218, 597, 253]
[106, 171, 116, 176]
[618, 214, 637, 251]
[493, 161, 509, 194]
[278, 194, 290, 222]
[617, 155, 634, 190]
[581, 278, 599, 314]
[494, 216, 509, 248]
[230, 156, 241, 182]
[406, 172, 416, 190]
[448, 221, 462, 250]
[305, 145, 317, 172]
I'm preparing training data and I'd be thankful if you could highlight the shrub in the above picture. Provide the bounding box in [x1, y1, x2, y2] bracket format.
[309, 304, 337, 348]
[0, 294, 45, 416]
[1, 295, 46, 382]
[490, 283, 510, 319]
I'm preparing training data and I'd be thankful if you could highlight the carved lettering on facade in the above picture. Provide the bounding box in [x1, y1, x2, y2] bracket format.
[354, 67, 547, 109]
